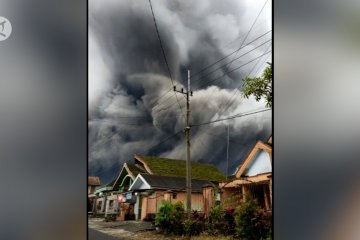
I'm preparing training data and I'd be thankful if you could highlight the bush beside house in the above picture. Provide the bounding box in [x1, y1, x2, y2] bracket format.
[155, 198, 271, 239]
[235, 194, 272, 240]
[155, 201, 185, 235]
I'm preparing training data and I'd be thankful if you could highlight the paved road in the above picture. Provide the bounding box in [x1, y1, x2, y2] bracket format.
[89, 228, 125, 240]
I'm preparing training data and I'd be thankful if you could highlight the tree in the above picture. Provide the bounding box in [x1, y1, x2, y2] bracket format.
[242, 63, 272, 108]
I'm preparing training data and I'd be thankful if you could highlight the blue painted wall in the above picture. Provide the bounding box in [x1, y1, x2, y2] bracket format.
[243, 150, 271, 176]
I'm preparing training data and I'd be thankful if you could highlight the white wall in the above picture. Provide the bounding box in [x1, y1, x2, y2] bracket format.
[95, 197, 106, 213]
[105, 195, 119, 215]
[243, 150, 272, 176]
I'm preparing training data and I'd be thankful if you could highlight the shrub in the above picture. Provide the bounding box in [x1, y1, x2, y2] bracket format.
[183, 210, 205, 236]
[224, 208, 236, 235]
[234, 194, 271, 240]
[183, 219, 193, 237]
[172, 201, 185, 235]
[155, 201, 185, 235]
[206, 204, 224, 235]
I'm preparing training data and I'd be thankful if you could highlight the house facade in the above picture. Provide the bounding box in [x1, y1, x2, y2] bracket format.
[129, 173, 216, 220]
[220, 136, 272, 211]
[88, 176, 101, 194]
[92, 163, 143, 218]
[91, 155, 225, 220]
[88, 176, 101, 213]
[128, 155, 224, 220]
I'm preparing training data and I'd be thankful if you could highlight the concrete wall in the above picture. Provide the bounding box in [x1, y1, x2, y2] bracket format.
[95, 197, 106, 214]
[141, 196, 148, 220]
[105, 195, 119, 215]
[140, 191, 204, 219]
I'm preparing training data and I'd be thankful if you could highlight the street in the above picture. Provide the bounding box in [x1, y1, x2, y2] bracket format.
[89, 228, 125, 240]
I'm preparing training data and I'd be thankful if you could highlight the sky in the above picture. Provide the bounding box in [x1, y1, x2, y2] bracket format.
[89, 0, 272, 184]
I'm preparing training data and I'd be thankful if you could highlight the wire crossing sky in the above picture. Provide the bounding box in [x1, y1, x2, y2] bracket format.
[89, 0, 272, 183]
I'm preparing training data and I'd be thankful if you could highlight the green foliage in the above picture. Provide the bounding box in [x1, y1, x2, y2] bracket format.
[155, 201, 185, 235]
[155, 197, 272, 239]
[139, 156, 225, 181]
[183, 219, 193, 237]
[242, 63, 272, 108]
[234, 194, 272, 240]
[207, 204, 225, 235]
[183, 211, 206, 236]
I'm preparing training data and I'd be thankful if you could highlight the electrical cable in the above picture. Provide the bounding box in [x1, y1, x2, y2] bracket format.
[192, 108, 270, 127]
[148, 0, 185, 120]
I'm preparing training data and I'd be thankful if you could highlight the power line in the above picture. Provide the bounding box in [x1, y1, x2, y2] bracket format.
[192, 0, 270, 122]
[214, 50, 271, 119]
[193, 0, 270, 91]
[145, 129, 183, 154]
[149, 87, 173, 106]
[254, 56, 271, 77]
[153, 91, 186, 111]
[153, 92, 177, 109]
[200, 129, 247, 146]
[221, 0, 269, 78]
[196, 50, 271, 90]
[191, 30, 271, 78]
[214, 51, 272, 118]
[247, 42, 272, 77]
[147, 0, 185, 120]
[148, 0, 173, 85]
[190, 0, 271, 136]
[192, 108, 271, 127]
[153, 98, 186, 114]
[217, 89, 241, 116]
[193, 39, 272, 84]
[220, 0, 269, 52]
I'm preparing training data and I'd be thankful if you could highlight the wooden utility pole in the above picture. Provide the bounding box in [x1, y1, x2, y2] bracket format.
[226, 124, 229, 181]
[174, 70, 192, 218]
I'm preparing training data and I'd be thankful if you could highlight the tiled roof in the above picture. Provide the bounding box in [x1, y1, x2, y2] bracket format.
[140, 174, 215, 192]
[136, 155, 225, 181]
[88, 176, 101, 186]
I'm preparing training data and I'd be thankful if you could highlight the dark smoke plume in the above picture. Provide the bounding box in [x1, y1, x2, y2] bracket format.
[89, 0, 272, 183]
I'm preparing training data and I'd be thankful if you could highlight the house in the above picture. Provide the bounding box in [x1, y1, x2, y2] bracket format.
[127, 155, 225, 220]
[88, 176, 101, 194]
[104, 163, 146, 220]
[88, 176, 101, 213]
[220, 136, 272, 211]
[92, 154, 225, 220]
[92, 163, 145, 218]
[92, 179, 115, 216]
[129, 174, 216, 220]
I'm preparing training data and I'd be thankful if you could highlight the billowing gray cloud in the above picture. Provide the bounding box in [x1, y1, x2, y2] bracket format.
[89, 0, 272, 183]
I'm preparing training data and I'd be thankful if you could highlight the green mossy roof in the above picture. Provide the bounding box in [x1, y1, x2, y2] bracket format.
[126, 164, 146, 177]
[137, 155, 225, 181]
